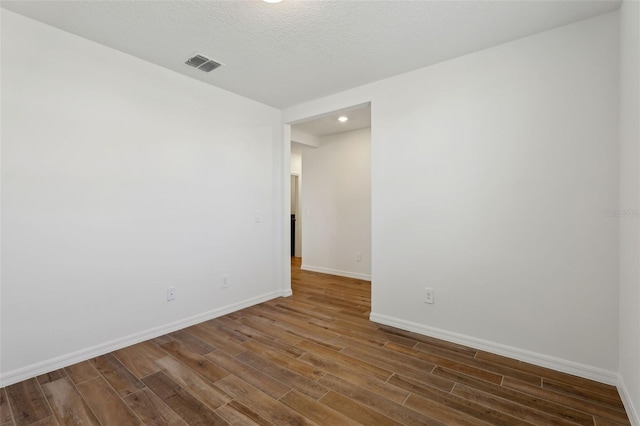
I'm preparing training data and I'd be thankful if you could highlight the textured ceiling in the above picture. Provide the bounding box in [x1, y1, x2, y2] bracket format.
[1, 0, 621, 108]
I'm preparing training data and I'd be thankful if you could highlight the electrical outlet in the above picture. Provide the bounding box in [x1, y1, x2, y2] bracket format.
[424, 287, 434, 304]
[221, 273, 229, 289]
[167, 287, 176, 301]
[355, 251, 362, 262]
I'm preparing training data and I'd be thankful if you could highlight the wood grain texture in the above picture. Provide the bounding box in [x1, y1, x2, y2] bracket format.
[234, 351, 327, 399]
[5, 379, 51, 426]
[319, 390, 398, 426]
[0, 258, 631, 425]
[240, 339, 323, 381]
[503, 377, 631, 425]
[159, 340, 229, 384]
[1, 388, 14, 425]
[169, 331, 217, 355]
[214, 400, 270, 426]
[113, 341, 166, 379]
[319, 374, 447, 425]
[24, 416, 58, 426]
[296, 339, 392, 380]
[90, 354, 145, 397]
[185, 324, 245, 356]
[123, 388, 187, 426]
[35, 371, 67, 386]
[64, 362, 99, 385]
[214, 375, 313, 426]
[40, 377, 99, 426]
[204, 351, 290, 399]
[141, 372, 227, 425]
[390, 373, 531, 425]
[451, 383, 591, 426]
[154, 356, 230, 410]
[280, 390, 361, 426]
[76, 377, 140, 425]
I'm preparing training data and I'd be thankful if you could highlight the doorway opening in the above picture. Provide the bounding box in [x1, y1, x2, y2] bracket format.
[287, 103, 372, 286]
[290, 173, 301, 258]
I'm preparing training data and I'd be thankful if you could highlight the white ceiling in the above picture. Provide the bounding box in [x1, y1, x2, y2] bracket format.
[293, 103, 371, 137]
[1, 0, 621, 109]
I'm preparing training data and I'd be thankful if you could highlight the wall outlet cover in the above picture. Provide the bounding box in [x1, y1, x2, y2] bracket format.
[424, 288, 434, 304]
[167, 287, 176, 301]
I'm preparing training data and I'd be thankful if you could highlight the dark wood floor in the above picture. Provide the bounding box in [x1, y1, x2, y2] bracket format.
[1, 258, 631, 425]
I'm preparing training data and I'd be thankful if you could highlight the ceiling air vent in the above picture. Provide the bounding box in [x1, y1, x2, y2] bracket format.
[185, 53, 223, 73]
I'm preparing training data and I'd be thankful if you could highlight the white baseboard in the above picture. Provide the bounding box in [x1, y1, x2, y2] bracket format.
[618, 374, 640, 426]
[0, 290, 283, 388]
[369, 312, 618, 386]
[301, 264, 371, 281]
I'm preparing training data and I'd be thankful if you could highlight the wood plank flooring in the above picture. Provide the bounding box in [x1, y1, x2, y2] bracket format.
[0, 258, 631, 425]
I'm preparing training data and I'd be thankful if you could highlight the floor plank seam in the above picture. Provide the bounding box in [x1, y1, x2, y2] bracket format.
[68, 372, 105, 426]
[2, 388, 16, 426]
[34, 376, 56, 426]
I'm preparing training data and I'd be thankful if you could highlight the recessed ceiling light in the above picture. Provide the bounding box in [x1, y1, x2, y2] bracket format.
[338, 116, 348, 123]
[263, 0, 282, 3]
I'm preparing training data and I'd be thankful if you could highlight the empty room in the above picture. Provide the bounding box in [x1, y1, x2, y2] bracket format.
[1, 0, 639, 425]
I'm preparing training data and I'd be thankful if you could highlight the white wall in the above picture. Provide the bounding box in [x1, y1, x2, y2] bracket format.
[618, 0, 640, 423]
[0, 10, 283, 384]
[290, 151, 302, 175]
[284, 12, 621, 382]
[301, 128, 371, 280]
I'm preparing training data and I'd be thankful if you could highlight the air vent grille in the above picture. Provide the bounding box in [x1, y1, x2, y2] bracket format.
[185, 53, 223, 73]
[198, 61, 222, 72]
